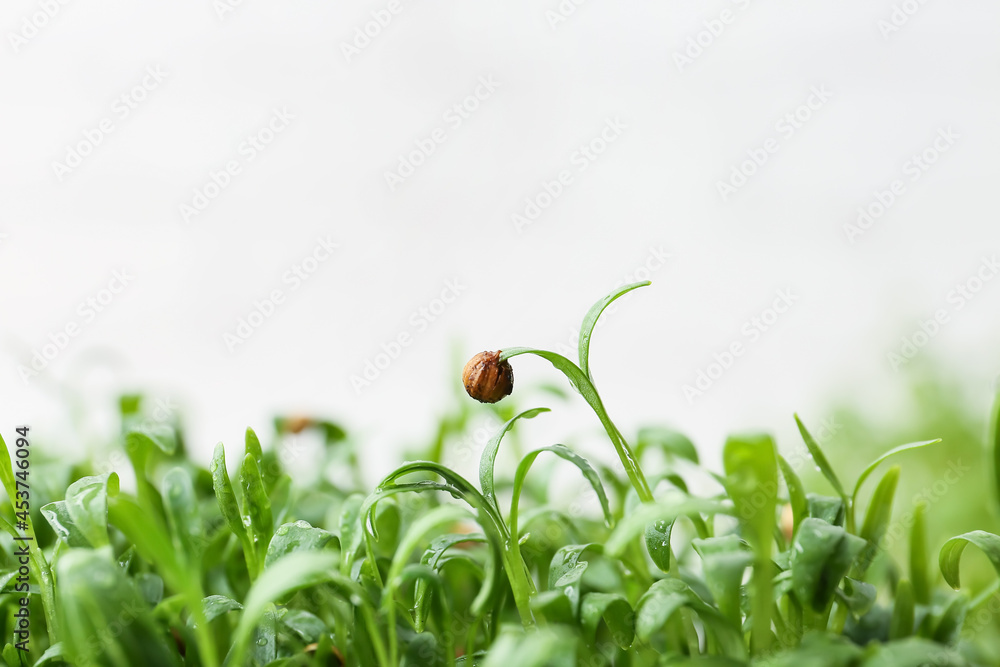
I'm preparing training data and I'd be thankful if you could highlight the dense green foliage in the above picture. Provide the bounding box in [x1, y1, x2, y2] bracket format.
[2, 282, 1000, 666]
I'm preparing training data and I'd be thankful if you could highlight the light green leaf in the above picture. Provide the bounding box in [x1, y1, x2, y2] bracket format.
[161, 467, 203, 561]
[777, 455, 808, 538]
[692, 535, 753, 625]
[856, 466, 901, 577]
[637, 426, 699, 464]
[889, 579, 915, 640]
[241, 453, 274, 557]
[909, 503, 930, 605]
[723, 432, 778, 654]
[852, 439, 940, 508]
[794, 414, 846, 501]
[606, 497, 730, 559]
[577, 280, 650, 381]
[939, 530, 1000, 589]
[479, 408, 550, 512]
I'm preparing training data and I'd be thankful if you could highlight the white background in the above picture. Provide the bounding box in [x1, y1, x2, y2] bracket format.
[2, 0, 999, 482]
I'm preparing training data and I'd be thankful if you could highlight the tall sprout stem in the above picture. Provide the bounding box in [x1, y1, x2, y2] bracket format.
[499, 348, 653, 504]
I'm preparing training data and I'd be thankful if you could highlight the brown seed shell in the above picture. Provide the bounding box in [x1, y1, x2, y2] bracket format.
[462, 350, 514, 403]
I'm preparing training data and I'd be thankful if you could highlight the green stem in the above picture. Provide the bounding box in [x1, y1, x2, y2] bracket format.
[500, 349, 653, 504]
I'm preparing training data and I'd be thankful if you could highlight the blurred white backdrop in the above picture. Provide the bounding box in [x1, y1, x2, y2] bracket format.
[2, 0, 999, 480]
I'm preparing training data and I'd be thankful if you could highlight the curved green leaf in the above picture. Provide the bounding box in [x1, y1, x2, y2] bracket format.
[499, 347, 652, 503]
[548, 544, 601, 614]
[939, 530, 1000, 589]
[634, 578, 745, 660]
[509, 444, 613, 542]
[577, 280, 650, 381]
[479, 408, 550, 512]
[852, 439, 941, 508]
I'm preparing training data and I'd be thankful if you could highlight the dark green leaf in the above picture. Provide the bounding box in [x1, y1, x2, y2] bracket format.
[634, 578, 745, 660]
[791, 518, 866, 612]
[265, 521, 335, 569]
[580, 592, 634, 650]
[645, 518, 672, 572]
[807, 494, 845, 527]
[530, 590, 575, 625]
[548, 544, 599, 613]
[839, 577, 876, 617]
